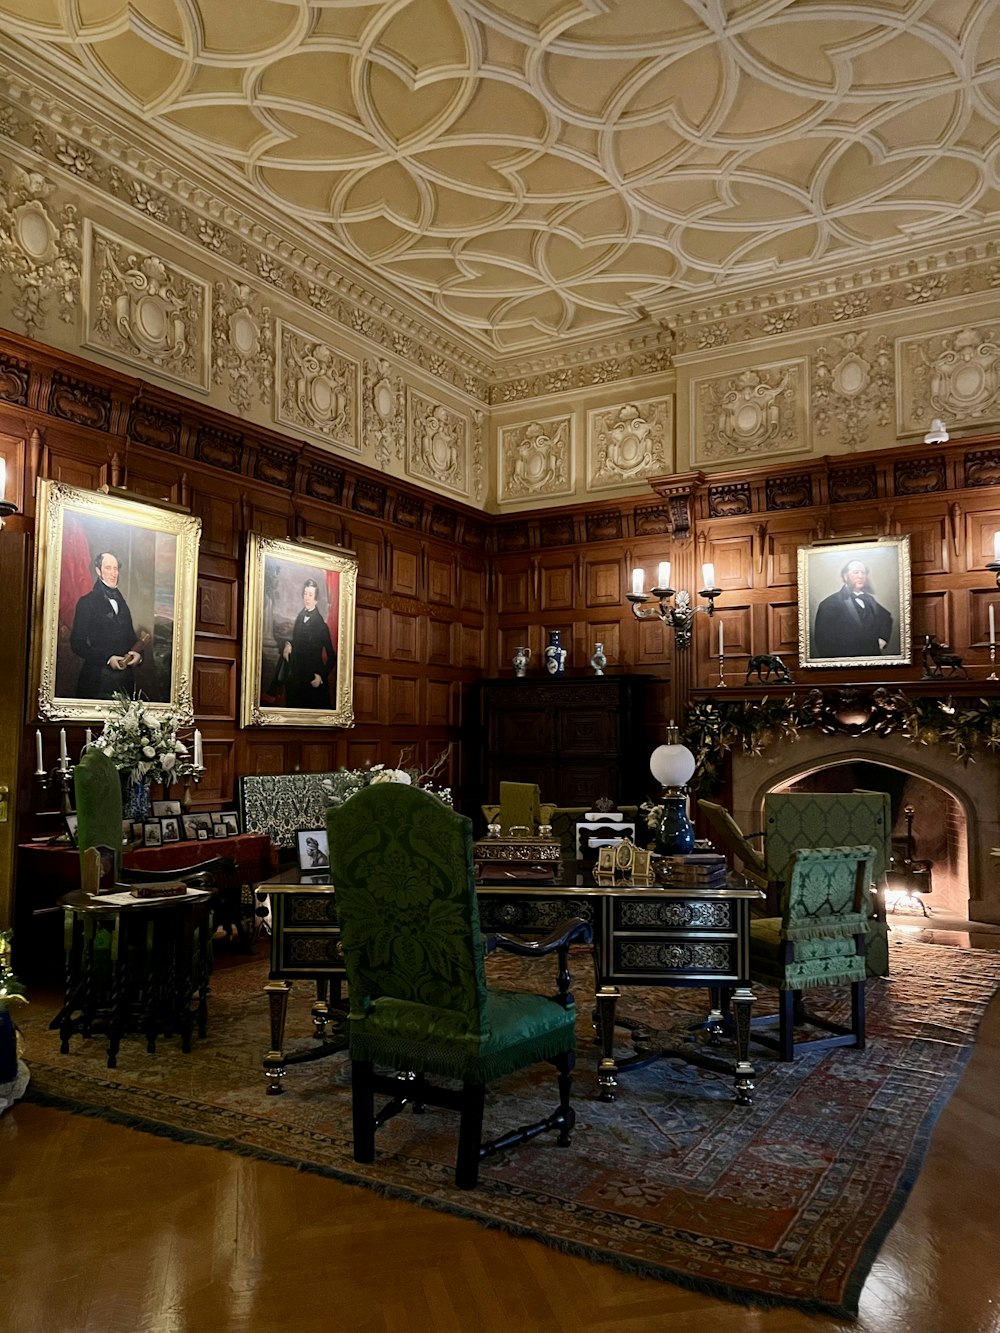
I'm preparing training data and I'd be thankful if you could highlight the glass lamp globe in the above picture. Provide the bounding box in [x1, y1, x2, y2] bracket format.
[649, 724, 696, 856]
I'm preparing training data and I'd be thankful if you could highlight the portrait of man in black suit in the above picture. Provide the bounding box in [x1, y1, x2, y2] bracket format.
[812, 558, 894, 659]
[69, 550, 146, 699]
[800, 539, 910, 667]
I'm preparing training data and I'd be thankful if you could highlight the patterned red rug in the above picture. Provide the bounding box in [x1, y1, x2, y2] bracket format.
[19, 937, 1000, 1319]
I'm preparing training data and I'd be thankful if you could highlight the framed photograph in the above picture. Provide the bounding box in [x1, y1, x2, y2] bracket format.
[30, 480, 201, 723]
[797, 537, 911, 669]
[219, 812, 240, 836]
[121, 819, 133, 845]
[160, 816, 181, 843]
[182, 813, 213, 841]
[64, 812, 78, 846]
[131, 821, 144, 841]
[212, 821, 228, 838]
[152, 799, 182, 817]
[197, 827, 209, 840]
[143, 820, 163, 847]
[297, 828, 330, 872]
[241, 533, 357, 728]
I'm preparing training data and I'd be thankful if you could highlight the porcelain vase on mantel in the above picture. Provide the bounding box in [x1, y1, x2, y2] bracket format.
[590, 642, 607, 676]
[512, 646, 531, 678]
[544, 630, 567, 676]
[122, 778, 152, 822]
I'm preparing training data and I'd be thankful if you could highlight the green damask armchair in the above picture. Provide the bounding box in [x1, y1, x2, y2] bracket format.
[327, 782, 592, 1190]
[749, 845, 874, 1061]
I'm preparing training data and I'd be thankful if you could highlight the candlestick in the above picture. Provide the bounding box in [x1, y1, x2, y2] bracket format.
[718, 620, 724, 657]
[85, 728, 93, 749]
[990, 603, 996, 647]
[59, 728, 69, 770]
[193, 728, 204, 769]
[35, 729, 44, 776]
[989, 641, 998, 682]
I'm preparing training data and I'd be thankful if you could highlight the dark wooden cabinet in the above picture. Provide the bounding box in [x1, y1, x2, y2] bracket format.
[478, 676, 651, 807]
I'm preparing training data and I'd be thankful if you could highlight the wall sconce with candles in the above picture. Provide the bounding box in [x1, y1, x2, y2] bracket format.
[627, 561, 722, 650]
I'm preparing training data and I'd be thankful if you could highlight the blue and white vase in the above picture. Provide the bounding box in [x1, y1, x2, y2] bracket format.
[544, 630, 567, 676]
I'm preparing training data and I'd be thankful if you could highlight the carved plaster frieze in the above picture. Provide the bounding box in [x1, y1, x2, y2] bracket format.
[812, 331, 893, 450]
[82, 220, 209, 389]
[362, 357, 405, 468]
[498, 416, 574, 503]
[276, 321, 359, 452]
[405, 391, 469, 497]
[898, 323, 1000, 435]
[692, 360, 808, 464]
[489, 346, 672, 405]
[211, 279, 273, 413]
[471, 409, 485, 503]
[0, 89, 493, 399]
[0, 162, 80, 335]
[586, 398, 672, 491]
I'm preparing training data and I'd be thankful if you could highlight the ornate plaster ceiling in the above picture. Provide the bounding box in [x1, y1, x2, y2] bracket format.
[2, 0, 1000, 359]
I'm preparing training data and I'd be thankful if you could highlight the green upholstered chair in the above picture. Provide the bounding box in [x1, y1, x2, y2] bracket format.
[327, 782, 591, 1190]
[749, 845, 874, 1061]
[696, 799, 768, 892]
[764, 791, 891, 978]
[481, 780, 556, 836]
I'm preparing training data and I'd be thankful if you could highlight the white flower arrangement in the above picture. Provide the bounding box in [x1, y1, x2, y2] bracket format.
[321, 749, 452, 808]
[93, 692, 192, 786]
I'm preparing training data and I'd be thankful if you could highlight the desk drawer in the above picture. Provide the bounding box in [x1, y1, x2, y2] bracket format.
[612, 896, 737, 933]
[477, 893, 596, 934]
[610, 933, 741, 980]
[269, 892, 343, 976]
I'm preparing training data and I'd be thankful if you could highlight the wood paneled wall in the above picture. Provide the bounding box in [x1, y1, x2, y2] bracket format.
[3, 327, 1000, 880]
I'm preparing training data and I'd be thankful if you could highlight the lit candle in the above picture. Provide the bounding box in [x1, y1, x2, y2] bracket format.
[35, 728, 44, 775]
[59, 728, 68, 769]
[718, 619, 724, 657]
[194, 729, 203, 769]
[85, 728, 92, 749]
[631, 568, 644, 597]
[994, 532, 1000, 563]
[990, 604, 996, 647]
[701, 563, 716, 590]
[657, 561, 671, 590]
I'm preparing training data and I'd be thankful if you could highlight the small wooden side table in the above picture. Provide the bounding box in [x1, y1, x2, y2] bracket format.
[50, 888, 215, 1068]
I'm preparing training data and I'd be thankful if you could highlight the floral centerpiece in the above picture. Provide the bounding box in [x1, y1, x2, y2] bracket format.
[93, 693, 193, 802]
[321, 748, 452, 808]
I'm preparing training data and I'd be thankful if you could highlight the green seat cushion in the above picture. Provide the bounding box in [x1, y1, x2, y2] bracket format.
[750, 916, 867, 991]
[350, 986, 577, 1085]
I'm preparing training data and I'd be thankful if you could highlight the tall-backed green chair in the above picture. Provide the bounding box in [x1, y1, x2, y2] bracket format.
[749, 845, 874, 1061]
[328, 783, 591, 1190]
[697, 799, 768, 892]
[764, 791, 891, 977]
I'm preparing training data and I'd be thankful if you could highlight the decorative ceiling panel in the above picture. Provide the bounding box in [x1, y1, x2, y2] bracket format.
[1, 0, 999, 357]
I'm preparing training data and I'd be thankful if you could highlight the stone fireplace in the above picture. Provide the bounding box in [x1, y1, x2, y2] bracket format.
[724, 693, 1000, 925]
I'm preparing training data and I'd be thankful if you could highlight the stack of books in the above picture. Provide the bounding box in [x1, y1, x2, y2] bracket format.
[662, 853, 728, 888]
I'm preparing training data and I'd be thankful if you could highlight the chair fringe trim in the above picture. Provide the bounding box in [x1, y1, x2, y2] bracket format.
[352, 1026, 576, 1084]
[782, 916, 869, 941]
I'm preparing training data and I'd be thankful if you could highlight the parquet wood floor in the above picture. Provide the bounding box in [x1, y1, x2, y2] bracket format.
[3, 930, 999, 1333]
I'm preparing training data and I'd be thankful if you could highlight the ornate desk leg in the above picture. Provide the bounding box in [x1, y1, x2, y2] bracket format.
[704, 986, 726, 1046]
[595, 985, 620, 1102]
[264, 980, 293, 1095]
[730, 986, 756, 1106]
[311, 979, 330, 1039]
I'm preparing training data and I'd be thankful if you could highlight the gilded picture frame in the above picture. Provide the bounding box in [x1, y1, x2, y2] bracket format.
[31, 480, 201, 722]
[240, 534, 357, 728]
[797, 537, 911, 669]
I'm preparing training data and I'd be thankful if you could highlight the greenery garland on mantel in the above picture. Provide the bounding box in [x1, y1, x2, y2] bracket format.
[682, 690, 1000, 792]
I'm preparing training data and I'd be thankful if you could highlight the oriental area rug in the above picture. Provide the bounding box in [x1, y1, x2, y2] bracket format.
[20, 937, 1000, 1320]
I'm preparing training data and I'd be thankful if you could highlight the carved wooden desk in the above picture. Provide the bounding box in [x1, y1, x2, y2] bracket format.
[255, 869, 763, 1103]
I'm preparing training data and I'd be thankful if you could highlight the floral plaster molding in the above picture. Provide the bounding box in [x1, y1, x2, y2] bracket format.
[0, 162, 80, 336]
[362, 356, 405, 470]
[276, 321, 359, 453]
[82, 220, 209, 390]
[898, 323, 1000, 436]
[586, 399, 672, 491]
[0, 69, 492, 402]
[812, 332, 893, 451]
[498, 416, 574, 503]
[406, 391, 469, 498]
[211, 279, 273, 414]
[692, 360, 808, 464]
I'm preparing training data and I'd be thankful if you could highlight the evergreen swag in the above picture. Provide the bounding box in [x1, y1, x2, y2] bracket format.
[682, 693, 1000, 792]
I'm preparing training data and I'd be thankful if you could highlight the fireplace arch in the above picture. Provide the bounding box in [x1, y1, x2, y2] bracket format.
[728, 730, 1000, 924]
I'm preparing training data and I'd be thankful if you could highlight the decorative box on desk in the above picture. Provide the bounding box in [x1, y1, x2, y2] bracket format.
[473, 833, 562, 881]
